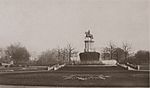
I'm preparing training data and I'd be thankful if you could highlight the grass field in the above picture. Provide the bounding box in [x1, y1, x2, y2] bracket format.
[0, 65, 149, 87]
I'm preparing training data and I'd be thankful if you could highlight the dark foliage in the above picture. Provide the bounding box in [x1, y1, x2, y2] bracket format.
[5, 43, 30, 65]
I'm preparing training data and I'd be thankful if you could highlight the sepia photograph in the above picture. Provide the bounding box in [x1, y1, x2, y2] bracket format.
[0, 0, 149, 88]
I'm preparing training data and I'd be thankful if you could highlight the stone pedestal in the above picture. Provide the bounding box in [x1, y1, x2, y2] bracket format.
[79, 52, 100, 62]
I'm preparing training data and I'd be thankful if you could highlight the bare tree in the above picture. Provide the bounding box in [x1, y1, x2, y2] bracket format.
[37, 49, 59, 65]
[37, 44, 78, 65]
[56, 47, 61, 60]
[66, 44, 78, 63]
[108, 41, 116, 59]
[122, 42, 131, 62]
[56, 47, 65, 63]
[101, 47, 110, 60]
[61, 48, 68, 62]
[55, 44, 78, 64]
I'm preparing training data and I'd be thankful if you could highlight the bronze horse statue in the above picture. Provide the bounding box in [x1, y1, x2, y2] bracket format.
[85, 30, 93, 39]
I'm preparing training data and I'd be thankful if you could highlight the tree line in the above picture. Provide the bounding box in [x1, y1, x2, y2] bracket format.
[0, 42, 149, 66]
[101, 42, 149, 65]
[35, 44, 78, 66]
[0, 43, 78, 66]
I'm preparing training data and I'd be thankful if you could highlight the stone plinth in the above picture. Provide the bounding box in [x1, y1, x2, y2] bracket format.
[79, 52, 100, 62]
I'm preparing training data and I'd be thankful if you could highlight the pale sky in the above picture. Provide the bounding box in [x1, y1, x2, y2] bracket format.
[0, 0, 149, 54]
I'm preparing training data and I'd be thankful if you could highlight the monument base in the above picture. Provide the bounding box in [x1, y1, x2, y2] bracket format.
[79, 52, 100, 64]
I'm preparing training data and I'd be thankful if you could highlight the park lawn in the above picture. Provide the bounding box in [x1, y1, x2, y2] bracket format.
[0, 70, 149, 87]
[0, 66, 48, 72]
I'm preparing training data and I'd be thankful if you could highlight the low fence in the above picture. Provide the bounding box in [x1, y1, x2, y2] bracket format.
[116, 63, 139, 70]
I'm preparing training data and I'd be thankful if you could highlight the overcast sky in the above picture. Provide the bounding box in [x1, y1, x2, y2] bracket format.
[0, 0, 149, 54]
